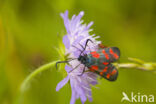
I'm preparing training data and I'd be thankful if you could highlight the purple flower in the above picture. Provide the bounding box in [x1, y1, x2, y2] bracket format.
[56, 10, 101, 104]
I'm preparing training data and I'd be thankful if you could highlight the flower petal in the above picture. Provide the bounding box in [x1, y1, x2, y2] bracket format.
[82, 21, 94, 33]
[70, 91, 76, 104]
[73, 51, 81, 58]
[61, 10, 71, 34]
[71, 11, 84, 32]
[56, 75, 69, 91]
[88, 91, 93, 102]
[65, 65, 73, 73]
[75, 81, 87, 103]
[70, 79, 77, 104]
[87, 21, 93, 29]
[63, 35, 70, 49]
[72, 36, 84, 47]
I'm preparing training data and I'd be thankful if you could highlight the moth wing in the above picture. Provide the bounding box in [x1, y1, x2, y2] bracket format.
[98, 47, 120, 63]
[89, 63, 118, 81]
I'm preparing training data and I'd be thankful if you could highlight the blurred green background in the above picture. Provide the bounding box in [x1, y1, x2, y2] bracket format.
[0, 0, 156, 104]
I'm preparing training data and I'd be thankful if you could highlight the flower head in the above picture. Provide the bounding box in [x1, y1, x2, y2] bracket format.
[56, 10, 101, 104]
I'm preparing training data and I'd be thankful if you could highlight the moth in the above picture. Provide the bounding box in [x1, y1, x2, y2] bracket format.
[56, 39, 120, 81]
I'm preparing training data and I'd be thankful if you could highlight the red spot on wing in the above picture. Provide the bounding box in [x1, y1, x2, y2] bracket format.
[109, 48, 119, 59]
[100, 66, 108, 75]
[90, 51, 100, 58]
[103, 62, 109, 65]
[102, 50, 109, 60]
[90, 51, 96, 55]
[106, 69, 117, 79]
[111, 69, 117, 75]
[106, 74, 110, 79]
[89, 65, 98, 72]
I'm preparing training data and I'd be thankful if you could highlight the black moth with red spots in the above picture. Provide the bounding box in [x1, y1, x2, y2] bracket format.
[77, 40, 120, 81]
[56, 39, 120, 81]
[87, 46, 120, 81]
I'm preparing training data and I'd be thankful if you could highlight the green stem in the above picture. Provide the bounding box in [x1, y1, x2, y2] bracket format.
[114, 63, 156, 71]
[114, 57, 156, 72]
[21, 60, 58, 92]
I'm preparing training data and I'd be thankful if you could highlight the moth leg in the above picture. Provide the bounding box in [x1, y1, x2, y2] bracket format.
[56, 61, 69, 70]
[69, 63, 81, 73]
[84, 39, 93, 50]
[56, 58, 77, 70]
[78, 66, 86, 76]
[78, 43, 85, 50]
[72, 45, 82, 52]
[79, 43, 91, 55]
[80, 39, 93, 55]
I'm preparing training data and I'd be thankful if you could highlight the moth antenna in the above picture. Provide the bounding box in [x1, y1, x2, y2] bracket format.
[56, 58, 78, 70]
[80, 39, 93, 56]
[56, 61, 69, 70]
[72, 45, 82, 52]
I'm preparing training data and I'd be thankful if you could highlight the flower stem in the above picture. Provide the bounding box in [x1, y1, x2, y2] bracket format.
[114, 63, 156, 71]
[21, 60, 58, 92]
[114, 57, 156, 72]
